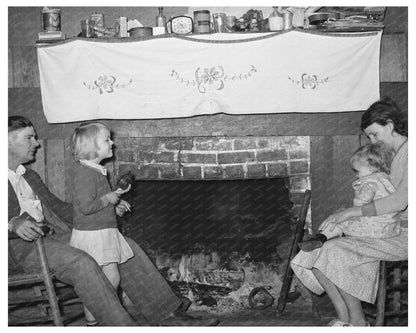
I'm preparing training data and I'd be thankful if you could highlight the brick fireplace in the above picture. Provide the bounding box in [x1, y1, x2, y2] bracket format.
[115, 135, 311, 311]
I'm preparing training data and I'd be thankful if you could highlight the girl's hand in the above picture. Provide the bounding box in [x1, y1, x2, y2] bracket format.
[106, 192, 120, 205]
[115, 200, 131, 216]
[114, 184, 131, 196]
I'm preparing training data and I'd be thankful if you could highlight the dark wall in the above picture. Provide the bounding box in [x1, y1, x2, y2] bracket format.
[8, 7, 408, 231]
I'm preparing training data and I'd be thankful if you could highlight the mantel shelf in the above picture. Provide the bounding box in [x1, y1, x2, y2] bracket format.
[35, 27, 383, 47]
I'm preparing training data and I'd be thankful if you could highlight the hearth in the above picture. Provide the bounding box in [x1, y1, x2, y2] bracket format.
[120, 177, 297, 311]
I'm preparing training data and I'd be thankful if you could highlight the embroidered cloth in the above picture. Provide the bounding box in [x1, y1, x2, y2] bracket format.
[37, 30, 382, 123]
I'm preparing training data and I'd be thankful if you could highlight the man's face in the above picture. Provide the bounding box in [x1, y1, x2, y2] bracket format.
[8, 126, 40, 165]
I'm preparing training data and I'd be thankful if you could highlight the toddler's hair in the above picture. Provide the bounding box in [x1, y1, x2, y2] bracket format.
[71, 122, 110, 161]
[350, 142, 394, 174]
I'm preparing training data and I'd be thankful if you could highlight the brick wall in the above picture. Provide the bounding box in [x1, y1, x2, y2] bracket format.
[115, 135, 310, 211]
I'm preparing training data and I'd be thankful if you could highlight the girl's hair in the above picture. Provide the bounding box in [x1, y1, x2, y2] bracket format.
[71, 122, 110, 161]
[361, 96, 407, 137]
[350, 142, 395, 174]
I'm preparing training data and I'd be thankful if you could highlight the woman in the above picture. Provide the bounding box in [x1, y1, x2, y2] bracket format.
[291, 97, 408, 326]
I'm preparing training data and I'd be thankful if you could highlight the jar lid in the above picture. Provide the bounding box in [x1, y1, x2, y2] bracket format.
[194, 10, 210, 14]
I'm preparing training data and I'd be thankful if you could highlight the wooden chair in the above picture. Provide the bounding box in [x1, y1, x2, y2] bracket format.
[373, 260, 408, 326]
[276, 190, 311, 315]
[8, 233, 82, 326]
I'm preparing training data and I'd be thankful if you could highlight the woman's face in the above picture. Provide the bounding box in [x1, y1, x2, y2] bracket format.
[363, 122, 395, 148]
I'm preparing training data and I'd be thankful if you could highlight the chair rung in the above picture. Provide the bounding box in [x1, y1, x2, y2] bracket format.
[385, 310, 408, 317]
[387, 284, 408, 292]
[8, 295, 49, 305]
[8, 274, 45, 286]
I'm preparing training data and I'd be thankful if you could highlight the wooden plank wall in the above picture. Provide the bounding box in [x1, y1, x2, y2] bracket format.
[8, 7, 408, 232]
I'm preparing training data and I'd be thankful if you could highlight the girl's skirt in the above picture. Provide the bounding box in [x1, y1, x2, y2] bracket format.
[70, 228, 134, 266]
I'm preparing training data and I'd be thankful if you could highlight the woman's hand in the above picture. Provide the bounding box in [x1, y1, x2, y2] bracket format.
[319, 206, 361, 231]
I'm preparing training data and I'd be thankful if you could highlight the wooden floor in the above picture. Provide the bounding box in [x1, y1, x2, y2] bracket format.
[14, 292, 407, 327]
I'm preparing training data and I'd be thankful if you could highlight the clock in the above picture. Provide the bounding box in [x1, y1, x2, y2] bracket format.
[170, 16, 193, 34]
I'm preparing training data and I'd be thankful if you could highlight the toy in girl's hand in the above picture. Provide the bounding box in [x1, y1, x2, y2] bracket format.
[115, 172, 134, 195]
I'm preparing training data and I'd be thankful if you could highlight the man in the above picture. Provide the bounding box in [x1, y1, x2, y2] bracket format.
[8, 116, 219, 326]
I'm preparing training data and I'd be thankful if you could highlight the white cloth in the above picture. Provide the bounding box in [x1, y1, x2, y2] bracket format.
[70, 228, 134, 266]
[8, 165, 44, 222]
[79, 159, 107, 175]
[37, 30, 382, 123]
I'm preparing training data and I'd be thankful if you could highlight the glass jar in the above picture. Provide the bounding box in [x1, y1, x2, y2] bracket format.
[268, 7, 283, 31]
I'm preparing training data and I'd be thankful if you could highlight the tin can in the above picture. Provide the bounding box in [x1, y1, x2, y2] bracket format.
[283, 12, 293, 30]
[90, 13, 105, 37]
[42, 8, 61, 32]
[81, 19, 93, 38]
[212, 13, 226, 33]
[193, 10, 211, 33]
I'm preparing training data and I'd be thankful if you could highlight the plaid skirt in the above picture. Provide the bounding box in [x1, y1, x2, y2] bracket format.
[290, 228, 407, 303]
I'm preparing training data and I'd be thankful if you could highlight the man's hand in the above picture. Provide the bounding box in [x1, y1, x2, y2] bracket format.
[115, 200, 131, 217]
[10, 213, 45, 242]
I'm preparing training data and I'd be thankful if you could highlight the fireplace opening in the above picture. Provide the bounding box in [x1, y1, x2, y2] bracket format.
[120, 177, 297, 311]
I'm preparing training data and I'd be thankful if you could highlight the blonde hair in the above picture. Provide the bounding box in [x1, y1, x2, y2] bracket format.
[71, 122, 110, 161]
[350, 142, 394, 174]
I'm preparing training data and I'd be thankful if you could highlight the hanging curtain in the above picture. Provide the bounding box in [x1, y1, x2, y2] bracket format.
[37, 30, 382, 123]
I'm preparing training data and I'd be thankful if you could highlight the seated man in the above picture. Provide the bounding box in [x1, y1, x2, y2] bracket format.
[8, 115, 219, 326]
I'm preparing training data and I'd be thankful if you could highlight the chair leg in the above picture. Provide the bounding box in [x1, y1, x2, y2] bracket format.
[375, 261, 387, 326]
[35, 238, 63, 326]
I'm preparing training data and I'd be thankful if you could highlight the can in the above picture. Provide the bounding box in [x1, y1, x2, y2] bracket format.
[283, 12, 293, 30]
[194, 10, 211, 33]
[90, 13, 105, 37]
[42, 8, 61, 32]
[81, 19, 93, 38]
[212, 13, 226, 33]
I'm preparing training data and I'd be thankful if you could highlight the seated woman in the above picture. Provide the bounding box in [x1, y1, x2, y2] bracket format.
[290, 97, 408, 326]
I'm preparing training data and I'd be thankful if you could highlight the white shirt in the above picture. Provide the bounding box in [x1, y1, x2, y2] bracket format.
[8, 165, 44, 223]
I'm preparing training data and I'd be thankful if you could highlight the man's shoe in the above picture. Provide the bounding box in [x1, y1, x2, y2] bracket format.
[298, 233, 327, 252]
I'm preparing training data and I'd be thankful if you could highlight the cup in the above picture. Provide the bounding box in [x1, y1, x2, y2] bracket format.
[212, 13, 226, 33]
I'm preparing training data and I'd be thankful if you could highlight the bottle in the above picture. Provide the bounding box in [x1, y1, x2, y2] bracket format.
[268, 7, 283, 31]
[155, 7, 166, 27]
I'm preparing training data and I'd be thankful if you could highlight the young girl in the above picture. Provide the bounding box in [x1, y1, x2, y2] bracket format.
[299, 142, 400, 252]
[69, 122, 133, 325]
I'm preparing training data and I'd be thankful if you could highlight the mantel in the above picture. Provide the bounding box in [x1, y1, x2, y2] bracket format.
[37, 29, 382, 123]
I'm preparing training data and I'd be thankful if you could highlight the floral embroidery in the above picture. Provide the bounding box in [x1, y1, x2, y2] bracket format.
[288, 73, 329, 89]
[171, 65, 257, 94]
[83, 75, 133, 94]
[95, 75, 116, 94]
[195, 66, 225, 93]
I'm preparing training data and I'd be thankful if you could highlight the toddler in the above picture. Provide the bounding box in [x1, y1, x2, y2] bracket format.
[69, 122, 133, 325]
[299, 142, 400, 252]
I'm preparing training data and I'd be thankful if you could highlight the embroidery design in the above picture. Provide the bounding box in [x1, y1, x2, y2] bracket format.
[83, 75, 133, 94]
[288, 73, 329, 89]
[171, 65, 257, 94]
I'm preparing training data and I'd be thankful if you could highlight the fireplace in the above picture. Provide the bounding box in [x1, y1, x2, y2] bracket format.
[115, 135, 310, 311]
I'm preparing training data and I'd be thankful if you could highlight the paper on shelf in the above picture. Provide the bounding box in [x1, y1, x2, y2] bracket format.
[127, 19, 144, 30]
